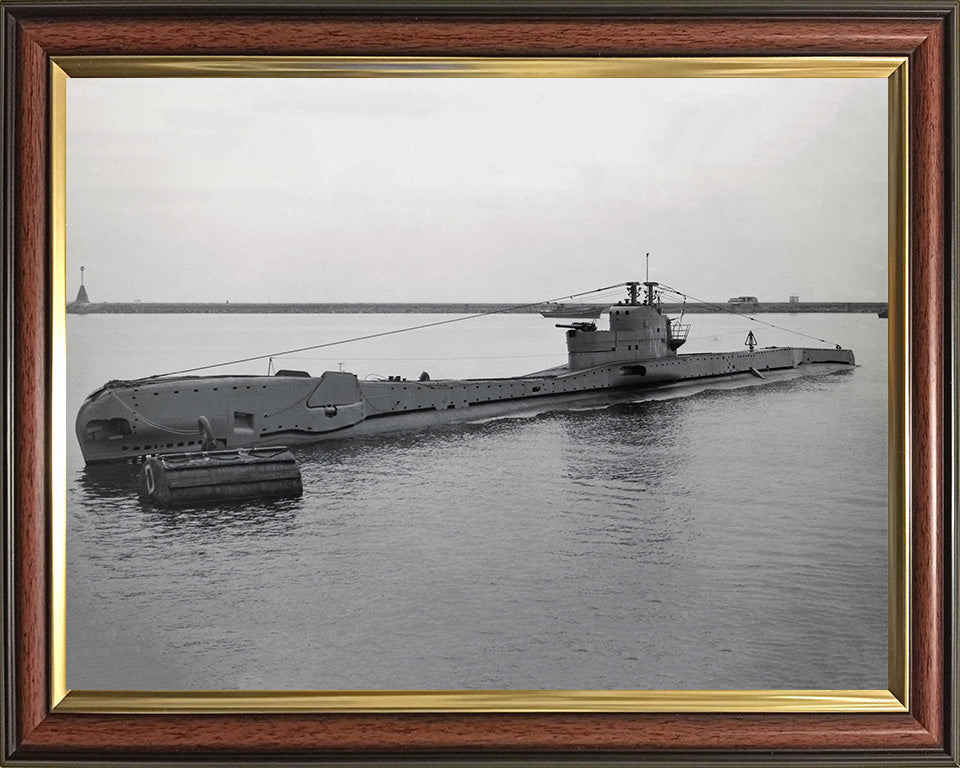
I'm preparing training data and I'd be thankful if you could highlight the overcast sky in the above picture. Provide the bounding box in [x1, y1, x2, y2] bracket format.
[66, 76, 887, 304]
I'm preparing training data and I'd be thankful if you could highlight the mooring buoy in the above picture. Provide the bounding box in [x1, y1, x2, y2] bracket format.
[138, 446, 303, 506]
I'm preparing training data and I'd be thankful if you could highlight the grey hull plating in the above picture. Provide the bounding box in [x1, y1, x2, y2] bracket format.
[76, 345, 854, 464]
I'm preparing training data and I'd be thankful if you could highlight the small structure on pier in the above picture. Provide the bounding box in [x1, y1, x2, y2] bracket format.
[74, 266, 90, 304]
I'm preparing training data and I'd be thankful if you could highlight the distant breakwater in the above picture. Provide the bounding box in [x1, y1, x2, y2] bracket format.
[66, 301, 889, 315]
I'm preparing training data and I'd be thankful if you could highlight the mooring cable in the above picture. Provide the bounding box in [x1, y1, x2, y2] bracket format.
[145, 283, 627, 379]
[657, 284, 844, 348]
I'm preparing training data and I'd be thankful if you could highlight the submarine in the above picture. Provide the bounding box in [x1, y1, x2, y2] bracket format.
[75, 280, 855, 464]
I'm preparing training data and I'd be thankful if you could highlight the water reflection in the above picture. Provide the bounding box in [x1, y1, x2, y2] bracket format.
[73, 462, 140, 501]
[139, 497, 301, 538]
[558, 402, 685, 476]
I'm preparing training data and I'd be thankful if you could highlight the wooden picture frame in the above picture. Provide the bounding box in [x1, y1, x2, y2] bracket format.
[2, 1, 956, 764]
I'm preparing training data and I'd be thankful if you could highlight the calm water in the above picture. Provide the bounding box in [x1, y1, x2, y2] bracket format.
[66, 312, 887, 690]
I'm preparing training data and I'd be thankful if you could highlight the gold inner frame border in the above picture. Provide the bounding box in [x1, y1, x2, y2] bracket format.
[48, 55, 909, 715]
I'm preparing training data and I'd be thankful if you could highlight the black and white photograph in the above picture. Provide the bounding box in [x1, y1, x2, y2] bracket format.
[65, 74, 888, 692]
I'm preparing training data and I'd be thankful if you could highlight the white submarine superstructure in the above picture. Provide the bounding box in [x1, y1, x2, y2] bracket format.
[76, 280, 855, 464]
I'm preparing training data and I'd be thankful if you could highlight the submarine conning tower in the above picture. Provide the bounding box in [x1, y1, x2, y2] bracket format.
[564, 281, 689, 371]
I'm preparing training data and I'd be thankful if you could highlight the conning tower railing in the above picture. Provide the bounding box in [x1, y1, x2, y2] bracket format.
[667, 319, 690, 351]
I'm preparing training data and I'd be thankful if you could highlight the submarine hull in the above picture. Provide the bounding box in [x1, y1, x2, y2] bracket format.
[76, 346, 854, 464]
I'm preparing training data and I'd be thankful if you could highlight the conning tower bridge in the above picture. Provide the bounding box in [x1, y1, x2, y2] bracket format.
[562, 280, 690, 371]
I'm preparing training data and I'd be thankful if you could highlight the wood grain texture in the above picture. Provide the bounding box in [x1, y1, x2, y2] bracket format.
[17, 16, 940, 56]
[908, 14, 946, 747]
[3, 5, 954, 763]
[13, 21, 49, 748]
[14, 712, 941, 756]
